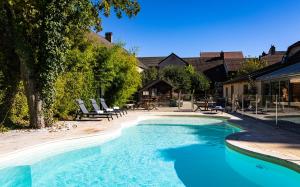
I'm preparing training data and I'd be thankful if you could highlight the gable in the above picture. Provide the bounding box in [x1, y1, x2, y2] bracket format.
[158, 53, 188, 68]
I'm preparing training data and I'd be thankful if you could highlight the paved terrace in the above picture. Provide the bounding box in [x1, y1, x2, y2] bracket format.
[0, 109, 300, 172]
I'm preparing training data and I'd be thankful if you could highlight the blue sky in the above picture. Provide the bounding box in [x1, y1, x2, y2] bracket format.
[101, 0, 300, 57]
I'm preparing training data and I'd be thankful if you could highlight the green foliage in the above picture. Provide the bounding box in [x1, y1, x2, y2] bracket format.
[185, 64, 196, 75]
[142, 65, 210, 96]
[52, 41, 141, 119]
[0, 124, 8, 133]
[95, 45, 141, 106]
[54, 71, 97, 119]
[0, 0, 140, 127]
[190, 72, 211, 94]
[185, 65, 210, 95]
[141, 67, 158, 86]
[9, 82, 29, 127]
[237, 58, 267, 76]
[159, 65, 191, 92]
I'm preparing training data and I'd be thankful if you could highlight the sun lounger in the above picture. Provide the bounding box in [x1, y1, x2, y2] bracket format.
[210, 98, 226, 113]
[211, 105, 225, 113]
[99, 98, 126, 117]
[90, 99, 120, 118]
[75, 99, 113, 121]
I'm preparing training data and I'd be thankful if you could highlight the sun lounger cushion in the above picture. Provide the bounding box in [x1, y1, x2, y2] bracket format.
[113, 106, 120, 110]
[106, 108, 114, 112]
[215, 106, 224, 110]
[96, 110, 104, 114]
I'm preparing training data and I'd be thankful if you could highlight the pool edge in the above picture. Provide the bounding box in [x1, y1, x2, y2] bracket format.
[225, 141, 300, 173]
[224, 119, 300, 174]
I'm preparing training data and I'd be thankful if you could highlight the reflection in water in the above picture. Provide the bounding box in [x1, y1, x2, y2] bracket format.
[159, 125, 259, 187]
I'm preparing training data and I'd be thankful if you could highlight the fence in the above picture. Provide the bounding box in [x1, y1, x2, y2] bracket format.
[190, 94, 300, 132]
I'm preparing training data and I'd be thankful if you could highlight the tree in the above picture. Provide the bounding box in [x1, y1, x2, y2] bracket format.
[190, 73, 210, 96]
[94, 45, 141, 106]
[185, 65, 210, 98]
[141, 67, 158, 86]
[160, 65, 191, 92]
[237, 58, 267, 76]
[0, 0, 140, 128]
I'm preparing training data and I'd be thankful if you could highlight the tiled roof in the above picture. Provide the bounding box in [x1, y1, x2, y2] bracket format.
[223, 51, 244, 59]
[139, 79, 174, 92]
[159, 53, 189, 68]
[86, 32, 113, 47]
[223, 61, 284, 84]
[198, 60, 224, 72]
[203, 64, 228, 83]
[138, 61, 148, 69]
[224, 58, 244, 72]
[200, 51, 244, 59]
[200, 52, 220, 58]
[138, 57, 165, 67]
[139, 54, 244, 72]
[260, 52, 285, 65]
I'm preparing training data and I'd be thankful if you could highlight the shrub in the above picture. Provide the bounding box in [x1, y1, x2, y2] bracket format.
[9, 82, 29, 126]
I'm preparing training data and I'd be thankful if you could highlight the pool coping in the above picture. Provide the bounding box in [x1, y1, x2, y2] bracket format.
[224, 120, 300, 173]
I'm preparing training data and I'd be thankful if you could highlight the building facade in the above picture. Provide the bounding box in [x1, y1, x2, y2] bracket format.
[223, 42, 300, 109]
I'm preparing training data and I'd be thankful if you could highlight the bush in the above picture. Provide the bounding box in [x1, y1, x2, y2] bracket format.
[53, 71, 97, 119]
[99, 46, 141, 106]
[9, 82, 29, 126]
[0, 37, 141, 124]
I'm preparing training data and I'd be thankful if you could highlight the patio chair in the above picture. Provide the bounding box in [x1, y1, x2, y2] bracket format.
[75, 99, 113, 121]
[90, 99, 120, 118]
[90, 99, 122, 118]
[99, 98, 126, 116]
[243, 104, 266, 114]
[210, 99, 226, 113]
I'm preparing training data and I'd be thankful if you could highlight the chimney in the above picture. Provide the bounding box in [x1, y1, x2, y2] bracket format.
[220, 51, 224, 59]
[105, 32, 113, 43]
[269, 45, 276, 55]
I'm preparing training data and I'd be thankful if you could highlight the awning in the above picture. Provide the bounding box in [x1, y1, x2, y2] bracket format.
[257, 62, 300, 81]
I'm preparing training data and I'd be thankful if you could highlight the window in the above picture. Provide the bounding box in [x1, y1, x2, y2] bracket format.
[291, 83, 300, 102]
[151, 88, 157, 97]
[280, 81, 289, 102]
[270, 81, 279, 96]
[142, 91, 149, 96]
[263, 83, 271, 96]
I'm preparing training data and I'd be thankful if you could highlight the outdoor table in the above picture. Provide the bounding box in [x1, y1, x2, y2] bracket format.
[125, 103, 135, 110]
[141, 98, 158, 110]
[194, 101, 216, 112]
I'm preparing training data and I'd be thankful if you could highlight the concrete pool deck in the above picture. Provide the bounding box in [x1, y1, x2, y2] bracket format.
[0, 110, 300, 172]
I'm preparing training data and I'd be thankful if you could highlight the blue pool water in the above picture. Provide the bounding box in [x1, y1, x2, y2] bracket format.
[0, 117, 300, 186]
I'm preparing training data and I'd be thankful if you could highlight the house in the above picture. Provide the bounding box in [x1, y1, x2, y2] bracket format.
[138, 51, 245, 95]
[87, 32, 148, 73]
[138, 79, 174, 105]
[223, 42, 300, 108]
[259, 45, 285, 65]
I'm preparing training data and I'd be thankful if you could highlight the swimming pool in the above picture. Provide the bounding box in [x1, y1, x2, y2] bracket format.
[0, 117, 299, 186]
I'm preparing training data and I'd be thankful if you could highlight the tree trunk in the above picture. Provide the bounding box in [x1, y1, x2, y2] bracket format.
[2, 0, 45, 128]
[20, 60, 45, 129]
[178, 90, 181, 110]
